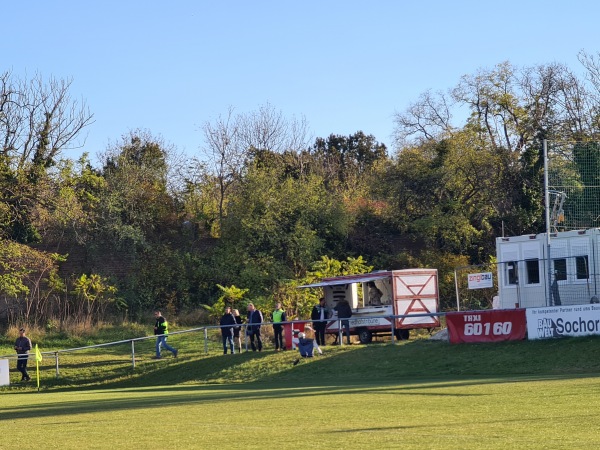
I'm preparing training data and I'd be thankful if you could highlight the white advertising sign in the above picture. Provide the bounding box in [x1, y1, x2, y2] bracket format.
[467, 272, 493, 289]
[0, 359, 9, 386]
[526, 304, 600, 340]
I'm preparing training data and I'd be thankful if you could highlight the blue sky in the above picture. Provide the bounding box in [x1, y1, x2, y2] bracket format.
[4, 1, 599, 161]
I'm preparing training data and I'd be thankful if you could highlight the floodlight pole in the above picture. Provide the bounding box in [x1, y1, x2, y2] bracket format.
[543, 139, 552, 307]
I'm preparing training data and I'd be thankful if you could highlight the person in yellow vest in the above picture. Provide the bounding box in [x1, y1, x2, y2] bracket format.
[153, 310, 178, 359]
[271, 302, 287, 351]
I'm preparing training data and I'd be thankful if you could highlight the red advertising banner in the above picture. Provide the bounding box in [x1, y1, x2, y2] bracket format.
[446, 309, 527, 344]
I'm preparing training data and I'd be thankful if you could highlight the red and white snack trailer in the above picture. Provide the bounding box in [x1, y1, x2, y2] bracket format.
[299, 269, 440, 343]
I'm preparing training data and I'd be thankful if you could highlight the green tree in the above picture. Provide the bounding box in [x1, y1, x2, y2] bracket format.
[0, 240, 64, 326]
[71, 273, 119, 326]
[97, 130, 177, 250]
[215, 159, 350, 295]
[0, 71, 93, 243]
[32, 154, 106, 246]
[201, 284, 250, 323]
[311, 131, 387, 187]
[379, 130, 512, 262]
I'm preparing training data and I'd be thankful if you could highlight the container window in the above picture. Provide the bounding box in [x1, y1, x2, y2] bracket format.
[553, 259, 567, 281]
[576, 255, 589, 280]
[525, 259, 540, 284]
[506, 262, 518, 285]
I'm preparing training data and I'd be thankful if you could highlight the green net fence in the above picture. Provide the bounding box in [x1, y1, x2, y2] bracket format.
[547, 141, 600, 231]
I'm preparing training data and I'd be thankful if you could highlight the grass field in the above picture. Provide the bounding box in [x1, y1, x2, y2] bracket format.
[2, 330, 600, 449]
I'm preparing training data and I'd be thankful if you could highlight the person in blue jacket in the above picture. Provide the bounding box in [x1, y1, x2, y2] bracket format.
[292, 328, 322, 366]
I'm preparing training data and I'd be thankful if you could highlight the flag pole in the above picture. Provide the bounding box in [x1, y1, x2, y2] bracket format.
[35, 344, 42, 392]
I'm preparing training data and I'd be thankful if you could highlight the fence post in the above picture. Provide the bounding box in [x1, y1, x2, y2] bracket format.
[391, 316, 396, 344]
[131, 340, 136, 369]
[204, 328, 208, 354]
[54, 352, 59, 378]
[454, 268, 461, 311]
[338, 319, 343, 346]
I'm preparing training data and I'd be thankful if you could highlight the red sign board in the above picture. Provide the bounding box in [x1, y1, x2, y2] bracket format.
[446, 309, 527, 344]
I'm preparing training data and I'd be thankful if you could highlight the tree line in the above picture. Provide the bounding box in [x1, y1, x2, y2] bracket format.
[3, 52, 600, 329]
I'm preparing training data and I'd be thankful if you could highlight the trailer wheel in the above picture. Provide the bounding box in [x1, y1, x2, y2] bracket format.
[357, 328, 373, 344]
[395, 329, 410, 340]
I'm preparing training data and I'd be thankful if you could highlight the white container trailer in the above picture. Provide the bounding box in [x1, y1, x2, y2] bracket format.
[496, 228, 600, 309]
[299, 269, 440, 343]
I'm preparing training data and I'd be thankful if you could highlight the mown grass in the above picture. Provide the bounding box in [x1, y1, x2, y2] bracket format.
[3, 327, 600, 388]
[2, 328, 600, 449]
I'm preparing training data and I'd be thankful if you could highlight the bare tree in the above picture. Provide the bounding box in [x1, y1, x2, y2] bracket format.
[0, 71, 94, 170]
[198, 104, 311, 234]
[392, 90, 454, 147]
[394, 61, 598, 153]
[237, 102, 311, 154]
[200, 107, 242, 232]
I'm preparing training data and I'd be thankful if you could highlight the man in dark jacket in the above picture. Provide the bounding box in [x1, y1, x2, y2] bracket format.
[220, 306, 237, 354]
[246, 303, 263, 351]
[311, 297, 329, 346]
[333, 300, 352, 345]
[14, 328, 32, 382]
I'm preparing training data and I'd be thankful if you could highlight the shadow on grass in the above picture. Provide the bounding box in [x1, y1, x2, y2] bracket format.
[4, 340, 600, 423]
[4, 335, 600, 421]
[0, 375, 494, 422]
[1, 370, 595, 423]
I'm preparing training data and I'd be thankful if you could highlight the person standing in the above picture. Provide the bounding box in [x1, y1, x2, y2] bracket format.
[311, 297, 329, 346]
[14, 327, 32, 382]
[220, 306, 236, 354]
[271, 302, 286, 351]
[233, 309, 244, 353]
[246, 303, 263, 352]
[153, 310, 178, 359]
[333, 299, 352, 345]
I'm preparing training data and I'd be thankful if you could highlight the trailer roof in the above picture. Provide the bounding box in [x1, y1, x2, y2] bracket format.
[298, 272, 391, 288]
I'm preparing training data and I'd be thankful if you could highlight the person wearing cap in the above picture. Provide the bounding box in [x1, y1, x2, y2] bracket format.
[14, 328, 32, 382]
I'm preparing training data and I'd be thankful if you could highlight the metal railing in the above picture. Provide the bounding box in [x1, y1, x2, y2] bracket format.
[0, 313, 446, 379]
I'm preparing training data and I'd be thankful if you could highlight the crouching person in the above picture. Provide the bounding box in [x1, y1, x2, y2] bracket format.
[293, 329, 322, 366]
